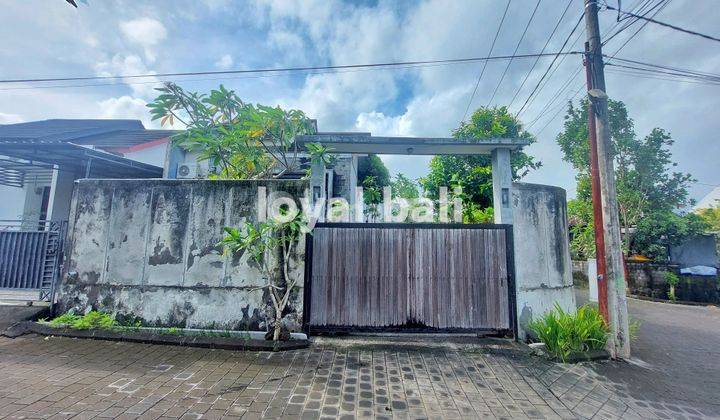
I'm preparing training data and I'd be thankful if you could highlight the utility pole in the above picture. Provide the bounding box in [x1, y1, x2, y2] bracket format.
[584, 0, 631, 359]
[583, 41, 609, 325]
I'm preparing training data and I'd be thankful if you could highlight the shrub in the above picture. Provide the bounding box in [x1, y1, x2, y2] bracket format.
[528, 304, 609, 362]
[49, 312, 81, 327]
[664, 271, 680, 302]
[49, 311, 116, 330]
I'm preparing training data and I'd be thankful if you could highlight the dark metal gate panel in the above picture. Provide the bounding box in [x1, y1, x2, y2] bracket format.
[0, 221, 67, 300]
[305, 223, 515, 333]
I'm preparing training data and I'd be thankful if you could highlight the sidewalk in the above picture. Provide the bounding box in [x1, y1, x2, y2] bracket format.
[0, 333, 714, 419]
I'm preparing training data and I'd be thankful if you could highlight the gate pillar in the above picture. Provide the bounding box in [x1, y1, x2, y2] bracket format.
[491, 148, 514, 224]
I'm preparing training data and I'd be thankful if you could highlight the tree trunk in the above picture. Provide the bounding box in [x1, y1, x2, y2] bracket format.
[273, 311, 282, 341]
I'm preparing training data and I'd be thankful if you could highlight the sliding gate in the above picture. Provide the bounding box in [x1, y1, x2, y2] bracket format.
[304, 223, 516, 335]
[0, 220, 67, 301]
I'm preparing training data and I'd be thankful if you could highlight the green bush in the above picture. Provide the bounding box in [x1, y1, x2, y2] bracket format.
[49, 311, 116, 330]
[528, 304, 609, 362]
[664, 271, 680, 302]
[49, 312, 81, 327]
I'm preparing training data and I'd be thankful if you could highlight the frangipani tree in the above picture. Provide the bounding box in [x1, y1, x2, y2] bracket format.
[148, 82, 315, 179]
[220, 211, 309, 342]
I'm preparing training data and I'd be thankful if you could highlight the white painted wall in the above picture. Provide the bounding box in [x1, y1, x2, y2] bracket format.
[0, 186, 25, 220]
[122, 142, 168, 167]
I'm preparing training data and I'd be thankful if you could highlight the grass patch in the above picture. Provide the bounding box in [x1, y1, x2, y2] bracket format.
[49, 311, 116, 330]
[529, 304, 609, 363]
[46, 311, 251, 339]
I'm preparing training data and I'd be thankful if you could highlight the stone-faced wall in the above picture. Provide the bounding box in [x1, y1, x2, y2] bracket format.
[512, 183, 576, 340]
[627, 262, 719, 303]
[57, 179, 308, 331]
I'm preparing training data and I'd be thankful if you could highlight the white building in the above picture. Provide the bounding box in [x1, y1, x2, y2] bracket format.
[0, 119, 176, 224]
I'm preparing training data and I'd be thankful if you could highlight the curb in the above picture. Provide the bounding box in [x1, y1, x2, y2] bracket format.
[3, 322, 309, 352]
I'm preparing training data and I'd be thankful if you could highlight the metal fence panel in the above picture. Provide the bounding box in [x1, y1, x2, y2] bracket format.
[0, 220, 67, 301]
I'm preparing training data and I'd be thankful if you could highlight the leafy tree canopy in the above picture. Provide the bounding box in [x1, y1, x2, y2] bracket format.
[419, 106, 540, 216]
[558, 98, 703, 260]
[357, 154, 390, 187]
[390, 174, 420, 200]
[697, 205, 720, 232]
[148, 83, 314, 179]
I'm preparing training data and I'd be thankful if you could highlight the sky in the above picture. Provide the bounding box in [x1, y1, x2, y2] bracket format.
[0, 0, 718, 219]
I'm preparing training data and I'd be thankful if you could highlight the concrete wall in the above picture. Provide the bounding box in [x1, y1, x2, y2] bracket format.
[571, 260, 589, 288]
[627, 262, 719, 303]
[512, 182, 576, 340]
[57, 179, 308, 331]
[47, 168, 77, 221]
[56, 177, 577, 337]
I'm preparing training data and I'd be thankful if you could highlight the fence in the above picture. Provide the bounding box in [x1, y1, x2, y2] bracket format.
[0, 220, 67, 301]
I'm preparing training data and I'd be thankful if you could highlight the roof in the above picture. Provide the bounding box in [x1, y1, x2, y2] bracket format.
[295, 133, 529, 155]
[695, 186, 720, 210]
[0, 143, 163, 188]
[0, 119, 170, 187]
[0, 119, 177, 148]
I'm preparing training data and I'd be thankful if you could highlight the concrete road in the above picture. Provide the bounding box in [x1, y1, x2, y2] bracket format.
[577, 288, 720, 415]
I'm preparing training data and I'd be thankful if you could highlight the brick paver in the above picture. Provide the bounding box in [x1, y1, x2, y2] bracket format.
[0, 335, 714, 419]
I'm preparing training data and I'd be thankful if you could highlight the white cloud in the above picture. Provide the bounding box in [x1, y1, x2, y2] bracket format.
[355, 111, 410, 137]
[94, 53, 160, 99]
[119, 17, 167, 62]
[267, 30, 304, 57]
[355, 87, 470, 138]
[0, 112, 23, 124]
[0, 0, 717, 203]
[97, 95, 153, 127]
[214, 54, 233, 69]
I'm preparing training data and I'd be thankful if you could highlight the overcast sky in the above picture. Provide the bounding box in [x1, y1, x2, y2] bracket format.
[0, 0, 718, 218]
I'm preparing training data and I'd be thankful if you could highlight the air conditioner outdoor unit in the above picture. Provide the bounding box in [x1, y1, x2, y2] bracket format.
[177, 163, 198, 179]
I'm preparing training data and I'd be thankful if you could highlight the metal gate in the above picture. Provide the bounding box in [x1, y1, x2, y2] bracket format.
[304, 223, 516, 335]
[0, 220, 67, 301]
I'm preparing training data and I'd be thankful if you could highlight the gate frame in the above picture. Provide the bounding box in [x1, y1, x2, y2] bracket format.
[302, 222, 517, 339]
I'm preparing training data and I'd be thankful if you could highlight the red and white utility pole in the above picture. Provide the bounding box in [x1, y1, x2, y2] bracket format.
[583, 41, 609, 325]
[584, 0, 631, 359]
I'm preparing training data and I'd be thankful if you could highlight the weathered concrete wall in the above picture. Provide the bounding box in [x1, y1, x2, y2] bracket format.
[57, 179, 308, 331]
[571, 260, 589, 288]
[512, 182, 576, 340]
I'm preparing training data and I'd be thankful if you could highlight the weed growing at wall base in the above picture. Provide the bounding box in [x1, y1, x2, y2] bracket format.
[49, 311, 116, 330]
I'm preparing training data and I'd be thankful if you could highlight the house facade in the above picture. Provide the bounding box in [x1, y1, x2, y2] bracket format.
[53, 129, 576, 340]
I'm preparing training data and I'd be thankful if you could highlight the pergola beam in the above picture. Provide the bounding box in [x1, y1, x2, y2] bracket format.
[295, 134, 529, 156]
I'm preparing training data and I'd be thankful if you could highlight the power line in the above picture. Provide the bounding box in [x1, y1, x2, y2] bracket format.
[526, 72, 582, 129]
[508, 0, 573, 108]
[524, 0, 656, 128]
[534, 84, 585, 135]
[605, 62, 720, 83]
[0, 61, 499, 92]
[459, 0, 512, 124]
[606, 68, 720, 86]
[604, 3, 720, 43]
[515, 12, 585, 117]
[605, 0, 670, 60]
[0, 50, 582, 89]
[601, 0, 661, 45]
[516, 29, 584, 118]
[608, 55, 720, 79]
[486, 0, 542, 107]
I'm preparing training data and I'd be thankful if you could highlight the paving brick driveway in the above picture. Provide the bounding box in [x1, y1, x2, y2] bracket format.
[0, 335, 714, 419]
